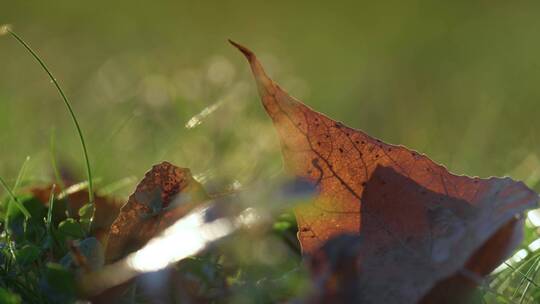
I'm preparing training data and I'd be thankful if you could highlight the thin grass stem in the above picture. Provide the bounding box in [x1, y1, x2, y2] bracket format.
[5, 28, 94, 208]
[46, 184, 56, 232]
[49, 129, 66, 190]
[0, 175, 30, 218]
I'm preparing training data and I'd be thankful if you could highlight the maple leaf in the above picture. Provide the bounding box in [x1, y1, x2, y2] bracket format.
[231, 40, 539, 303]
[105, 161, 208, 263]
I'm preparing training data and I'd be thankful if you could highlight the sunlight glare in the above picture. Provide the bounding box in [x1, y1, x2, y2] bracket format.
[527, 209, 540, 227]
[491, 263, 508, 274]
[185, 101, 222, 129]
[528, 238, 540, 252]
[126, 207, 234, 272]
[510, 249, 528, 263]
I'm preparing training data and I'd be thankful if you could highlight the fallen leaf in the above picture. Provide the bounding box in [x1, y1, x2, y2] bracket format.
[231, 40, 539, 303]
[105, 161, 208, 263]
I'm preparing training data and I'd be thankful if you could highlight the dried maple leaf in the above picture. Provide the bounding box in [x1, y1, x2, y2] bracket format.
[231, 40, 539, 303]
[105, 161, 208, 263]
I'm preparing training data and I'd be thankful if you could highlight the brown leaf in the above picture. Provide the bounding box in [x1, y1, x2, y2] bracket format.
[231, 41, 539, 303]
[105, 161, 208, 263]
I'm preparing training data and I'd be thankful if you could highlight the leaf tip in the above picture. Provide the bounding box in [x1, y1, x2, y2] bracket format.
[228, 39, 255, 61]
[229, 39, 274, 95]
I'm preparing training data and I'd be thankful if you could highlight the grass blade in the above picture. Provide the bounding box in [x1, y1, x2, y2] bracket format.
[0, 175, 30, 218]
[49, 128, 66, 190]
[4, 27, 94, 209]
[46, 184, 56, 232]
[0, 156, 32, 218]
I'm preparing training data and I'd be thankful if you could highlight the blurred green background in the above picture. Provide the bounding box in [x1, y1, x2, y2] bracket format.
[2, 0, 540, 195]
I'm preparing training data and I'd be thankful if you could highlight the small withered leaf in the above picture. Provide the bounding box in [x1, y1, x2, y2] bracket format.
[105, 161, 208, 263]
[231, 40, 539, 303]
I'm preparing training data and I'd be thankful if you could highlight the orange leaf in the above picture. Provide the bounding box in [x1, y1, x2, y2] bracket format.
[231, 41, 539, 303]
[105, 161, 208, 263]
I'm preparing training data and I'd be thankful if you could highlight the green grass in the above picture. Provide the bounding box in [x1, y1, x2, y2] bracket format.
[0, 168, 31, 219]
